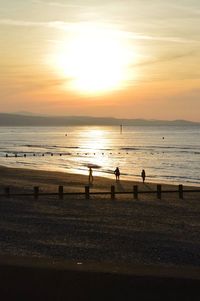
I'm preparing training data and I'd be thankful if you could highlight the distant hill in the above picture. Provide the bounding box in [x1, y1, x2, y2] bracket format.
[0, 113, 199, 126]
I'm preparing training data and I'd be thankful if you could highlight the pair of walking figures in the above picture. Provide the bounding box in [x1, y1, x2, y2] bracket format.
[114, 167, 146, 183]
[90, 166, 146, 183]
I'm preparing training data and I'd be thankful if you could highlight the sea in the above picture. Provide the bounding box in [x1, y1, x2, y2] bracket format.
[0, 125, 199, 186]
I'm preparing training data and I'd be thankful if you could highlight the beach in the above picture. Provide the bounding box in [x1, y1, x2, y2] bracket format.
[0, 165, 200, 268]
[1, 164, 200, 300]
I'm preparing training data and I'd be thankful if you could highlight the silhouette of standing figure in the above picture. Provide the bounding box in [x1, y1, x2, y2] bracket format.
[114, 167, 120, 181]
[141, 169, 146, 183]
[89, 167, 93, 183]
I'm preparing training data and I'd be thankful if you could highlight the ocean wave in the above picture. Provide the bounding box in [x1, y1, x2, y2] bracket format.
[24, 144, 80, 149]
[121, 145, 199, 150]
[120, 146, 200, 155]
[148, 174, 200, 182]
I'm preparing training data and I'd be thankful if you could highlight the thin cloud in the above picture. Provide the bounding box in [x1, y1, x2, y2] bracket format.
[32, 0, 102, 8]
[168, 3, 200, 17]
[132, 51, 197, 68]
[37, 1, 85, 8]
[0, 19, 42, 27]
[0, 18, 199, 44]
[0, 19, 74, 30]
[0, 76, 69, 97]
[118, 30, 200, 44]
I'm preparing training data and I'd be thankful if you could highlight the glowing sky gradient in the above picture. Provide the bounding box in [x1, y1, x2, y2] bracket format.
[0, 0, 200, 120]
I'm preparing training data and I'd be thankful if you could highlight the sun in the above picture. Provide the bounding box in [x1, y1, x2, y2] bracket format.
[49, 24, 138, 95]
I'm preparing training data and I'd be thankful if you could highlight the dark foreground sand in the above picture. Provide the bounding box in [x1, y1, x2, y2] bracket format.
[0, 165, 200, 267]
[1, 166, 200, 299]
[1, 255, 200, 301]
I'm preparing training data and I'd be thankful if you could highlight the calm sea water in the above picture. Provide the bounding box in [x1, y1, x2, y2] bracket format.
[0, 126, 199, 186]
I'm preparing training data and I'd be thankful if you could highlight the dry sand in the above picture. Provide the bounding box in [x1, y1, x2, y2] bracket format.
[0, 165, 200, 268]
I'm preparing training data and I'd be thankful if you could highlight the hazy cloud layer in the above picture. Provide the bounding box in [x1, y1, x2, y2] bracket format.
[0, 0, 200, 120]
[1, 18, 199, 45]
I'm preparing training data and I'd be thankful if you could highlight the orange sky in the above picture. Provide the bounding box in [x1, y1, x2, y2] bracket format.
[0, 0, 200, 121]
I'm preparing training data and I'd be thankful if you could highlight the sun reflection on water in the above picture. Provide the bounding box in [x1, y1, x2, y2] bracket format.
[73, 128, 114, 177]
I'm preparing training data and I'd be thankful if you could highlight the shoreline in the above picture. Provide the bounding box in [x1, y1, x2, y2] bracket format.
[0, 159, 200, 188]
[0, 164, 200, 191]
[1, 161, 200, 188]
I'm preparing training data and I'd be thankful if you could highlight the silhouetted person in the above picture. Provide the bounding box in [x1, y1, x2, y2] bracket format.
[114, 167, 120, 181]
[141, 169, 146, 183]
[88, 167, 93, 183]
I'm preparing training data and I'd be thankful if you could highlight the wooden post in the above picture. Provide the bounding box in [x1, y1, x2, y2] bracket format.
[85, 186, 90, 200]
[34, 186, 39, 200]
[157, 184, 162, 199]
[133, 185, 138, 199]
[179, 184, 183, 199]
[111, 185, 115, 200]
[5, 187, 10, 198]
[58, 185, 63, 200]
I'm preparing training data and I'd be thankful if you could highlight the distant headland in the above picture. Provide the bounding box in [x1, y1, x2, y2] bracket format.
[0, 113, 199, 126]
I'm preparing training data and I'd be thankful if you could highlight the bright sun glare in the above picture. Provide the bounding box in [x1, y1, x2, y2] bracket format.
[49, 24, 138, 95]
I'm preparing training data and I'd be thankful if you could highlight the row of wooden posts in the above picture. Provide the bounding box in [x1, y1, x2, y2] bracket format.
[1, 184, 199, 200]
[5, 152, 128, 157]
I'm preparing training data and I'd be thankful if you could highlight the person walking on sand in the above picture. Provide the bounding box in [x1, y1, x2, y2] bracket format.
[141, 169, 146, 183]
[114, 167, 120, 181]
[88, 167, 93, 183]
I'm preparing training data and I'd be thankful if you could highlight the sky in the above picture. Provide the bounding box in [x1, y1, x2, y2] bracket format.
[0, 0, 200, 121]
